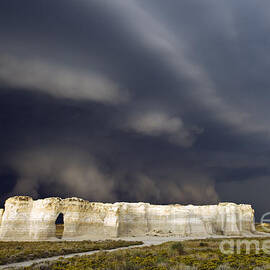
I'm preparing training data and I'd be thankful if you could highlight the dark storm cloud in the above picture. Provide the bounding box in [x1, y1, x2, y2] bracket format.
[1, 0, 270, 218]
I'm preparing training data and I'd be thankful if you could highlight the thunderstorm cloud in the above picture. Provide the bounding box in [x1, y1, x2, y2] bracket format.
[1, 0, 270, 219]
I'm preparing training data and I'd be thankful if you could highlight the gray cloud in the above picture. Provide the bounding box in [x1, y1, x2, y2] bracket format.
[0, 0, 270, 215]
[125, 111, 201, 147]
[2, 145, 218, 205]
[0, 54, 129, 104]
[6, 147, 116, 201]
[122, 173, 218, 205]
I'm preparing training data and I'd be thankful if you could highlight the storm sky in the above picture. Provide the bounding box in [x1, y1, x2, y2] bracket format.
[1, 0, 270, 219]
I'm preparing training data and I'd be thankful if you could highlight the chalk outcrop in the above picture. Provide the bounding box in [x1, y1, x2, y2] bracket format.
[0, 208, 3, 227]
[0, 196, 256, 240]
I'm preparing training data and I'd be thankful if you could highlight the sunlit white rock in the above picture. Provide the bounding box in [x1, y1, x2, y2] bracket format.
[0, 209, 3, 227]
[0, 196, 256, 240]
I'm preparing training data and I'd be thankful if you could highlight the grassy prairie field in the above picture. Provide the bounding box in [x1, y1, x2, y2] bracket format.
[23, 238, 270, 270]
[256, 223, 270, 233]
[0, 240, 143, 265]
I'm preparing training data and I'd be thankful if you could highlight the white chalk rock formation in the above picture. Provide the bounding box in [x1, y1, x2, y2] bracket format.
[0, 209, 3, 227]
[0, 196, 256, 240]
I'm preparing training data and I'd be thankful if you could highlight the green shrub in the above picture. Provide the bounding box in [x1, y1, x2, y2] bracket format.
[171, 242, 185, 255]
[199, 242, 209, 247]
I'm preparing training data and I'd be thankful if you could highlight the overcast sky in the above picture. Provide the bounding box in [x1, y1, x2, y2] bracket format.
[1, 0, 270, 219]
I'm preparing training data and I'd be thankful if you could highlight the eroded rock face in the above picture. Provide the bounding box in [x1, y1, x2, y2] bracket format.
[0, 196, 256, 240]
[0, 209, 3, 227]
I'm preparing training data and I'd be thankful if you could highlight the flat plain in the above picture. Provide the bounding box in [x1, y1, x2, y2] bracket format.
[8, 237, 270, 270]
[0, 240, 143, 266]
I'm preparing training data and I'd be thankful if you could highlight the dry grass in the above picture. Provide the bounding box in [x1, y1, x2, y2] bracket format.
[0, 240, 143, 265]
[256, 223, 270, 233]
[24, 238, 270, 270]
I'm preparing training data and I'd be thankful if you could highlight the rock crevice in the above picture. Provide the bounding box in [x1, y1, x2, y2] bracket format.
[0, 196, 256, 240]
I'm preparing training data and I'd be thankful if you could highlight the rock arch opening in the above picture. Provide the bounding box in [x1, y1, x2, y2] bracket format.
[55, 213, 64, 239]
